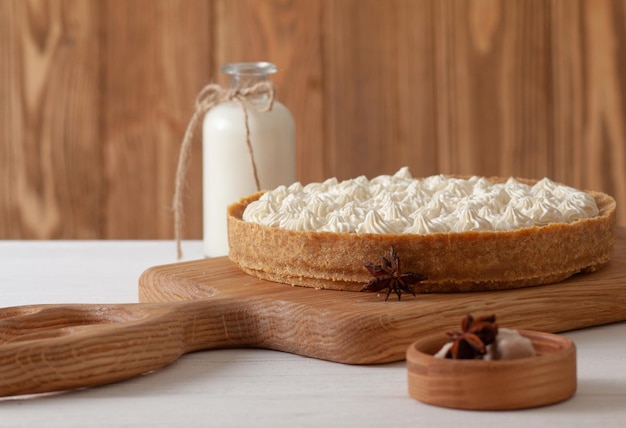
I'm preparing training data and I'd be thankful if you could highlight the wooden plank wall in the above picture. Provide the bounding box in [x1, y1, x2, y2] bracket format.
[1, 0, 625, 240]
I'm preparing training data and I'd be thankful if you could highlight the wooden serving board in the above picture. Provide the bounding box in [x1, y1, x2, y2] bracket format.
[138, 228, 626, 364]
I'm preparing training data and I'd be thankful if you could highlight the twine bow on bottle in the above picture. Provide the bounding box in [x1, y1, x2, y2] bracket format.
[173, 81, 276, 259]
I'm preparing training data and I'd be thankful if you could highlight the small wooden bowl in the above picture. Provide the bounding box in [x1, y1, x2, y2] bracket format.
[406, 330, 576, 410]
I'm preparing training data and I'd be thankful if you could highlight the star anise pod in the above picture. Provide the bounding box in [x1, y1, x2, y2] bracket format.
[446, 314, 498, 359]
[360, 246, 427, 301]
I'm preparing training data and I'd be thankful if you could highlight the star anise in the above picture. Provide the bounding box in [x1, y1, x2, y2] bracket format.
[360, 246, 427, 301]
[445, 314, 498, 359]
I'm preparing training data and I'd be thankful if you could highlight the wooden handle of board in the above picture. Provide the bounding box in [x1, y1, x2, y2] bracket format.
[0, 299, 253, 397]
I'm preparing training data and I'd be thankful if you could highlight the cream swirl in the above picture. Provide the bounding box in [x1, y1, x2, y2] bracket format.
[318, 212, 352, 233]
[404, 213, 449, 234]
[356, 210, 403, 234]
[278, 210, 323, 231]
[452, 207, 492, 232]
[492, 206, 534, 231]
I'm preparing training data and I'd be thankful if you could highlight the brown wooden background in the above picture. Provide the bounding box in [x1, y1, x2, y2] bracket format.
[1, 0, 625, 240]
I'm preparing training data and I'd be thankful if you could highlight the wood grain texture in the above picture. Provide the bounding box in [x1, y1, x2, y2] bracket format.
[551, 0, 626, 214]
[1, 0, 625, 238]
[0, 228, 623, 396]
[435, 0, 554, 178]
[0, 228, 623, 397]
[140, 227, 626, 363]
[101, 0, 210, 239]
[324, 0, 439, 180]
[0, 299, 254, 396]
[407, 330, 576, 410]
[0, 0, 102, 238]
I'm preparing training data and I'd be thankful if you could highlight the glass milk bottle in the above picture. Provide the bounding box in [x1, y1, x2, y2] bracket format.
[203, 62, 295, 257]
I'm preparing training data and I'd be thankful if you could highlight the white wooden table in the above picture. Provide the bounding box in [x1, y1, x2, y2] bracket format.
[0, 240, 624, 428]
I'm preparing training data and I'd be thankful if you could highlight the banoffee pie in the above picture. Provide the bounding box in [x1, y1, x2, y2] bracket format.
[227, 168, 616, 292]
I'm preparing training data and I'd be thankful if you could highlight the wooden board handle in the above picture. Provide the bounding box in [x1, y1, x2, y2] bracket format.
[0, 299, 252, 397]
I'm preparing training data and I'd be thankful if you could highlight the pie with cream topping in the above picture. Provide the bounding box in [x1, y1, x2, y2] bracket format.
[227, 168, 616, 293]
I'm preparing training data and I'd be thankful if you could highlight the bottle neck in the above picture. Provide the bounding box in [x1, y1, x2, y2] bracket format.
[222, 62, 277, 107]
[228, 73, 269, 90]
[223, 62, 276, 87]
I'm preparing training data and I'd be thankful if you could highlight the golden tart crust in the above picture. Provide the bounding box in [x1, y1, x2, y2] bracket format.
[227, 178, 616, 293]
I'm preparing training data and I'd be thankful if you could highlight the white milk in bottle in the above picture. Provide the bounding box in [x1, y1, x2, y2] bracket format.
[202, 62, 295, 257]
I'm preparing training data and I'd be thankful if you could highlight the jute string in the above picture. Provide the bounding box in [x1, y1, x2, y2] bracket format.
[173, 81, 276, 259]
